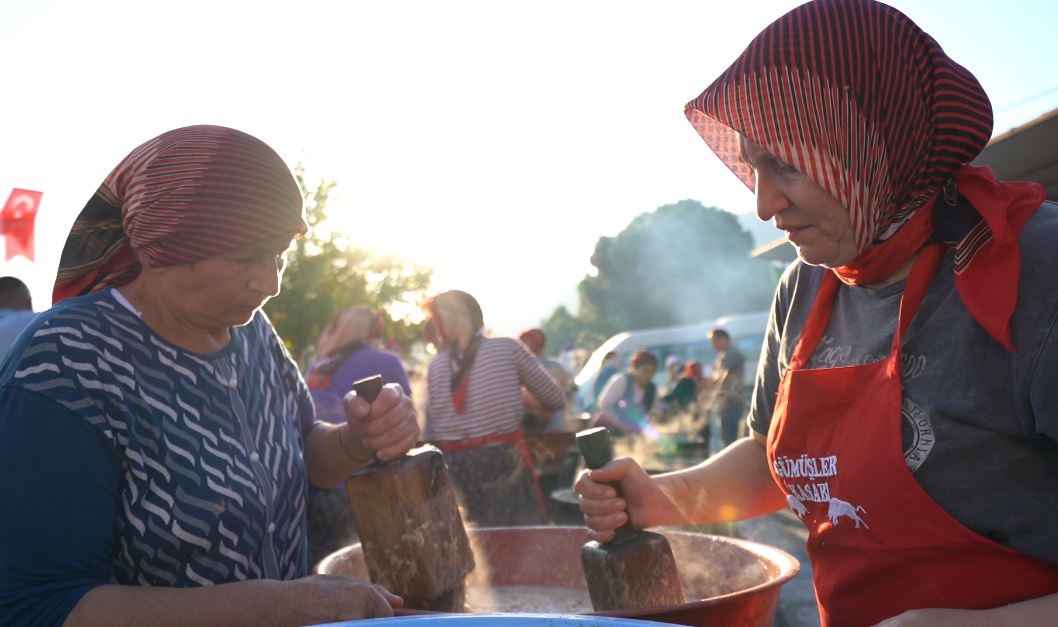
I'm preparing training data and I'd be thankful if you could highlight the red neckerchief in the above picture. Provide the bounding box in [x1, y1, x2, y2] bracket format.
[449, 335, 481, 414]
[834, 165, 1044, 351]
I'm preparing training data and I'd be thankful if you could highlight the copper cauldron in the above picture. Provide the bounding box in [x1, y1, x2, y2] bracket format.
[317, 526, 799, 626]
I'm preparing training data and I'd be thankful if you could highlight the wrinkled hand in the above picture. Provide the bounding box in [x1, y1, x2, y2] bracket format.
[574, 457, 676, 542]
[283, 575, 402, 623]
[343, 383, 420, 463]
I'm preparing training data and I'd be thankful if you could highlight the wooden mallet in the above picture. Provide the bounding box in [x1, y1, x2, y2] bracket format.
[577, 426, 686, 611]
[344, 375, 475, 611]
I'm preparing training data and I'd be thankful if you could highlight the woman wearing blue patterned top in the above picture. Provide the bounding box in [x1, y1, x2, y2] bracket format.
[0, 126, 420, 625]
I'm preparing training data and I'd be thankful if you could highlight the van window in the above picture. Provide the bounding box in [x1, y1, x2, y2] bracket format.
[736, 335, 766, 368]
[622, 334, 766, 391]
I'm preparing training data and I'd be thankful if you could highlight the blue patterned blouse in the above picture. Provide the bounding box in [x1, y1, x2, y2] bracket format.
[0, 288, 318, 625]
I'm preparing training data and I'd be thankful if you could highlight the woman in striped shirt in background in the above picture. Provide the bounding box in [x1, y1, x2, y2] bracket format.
[423, 290, 565, 526]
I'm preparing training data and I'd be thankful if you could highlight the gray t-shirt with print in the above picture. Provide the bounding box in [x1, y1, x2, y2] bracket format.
[750, 201, 1058, 566]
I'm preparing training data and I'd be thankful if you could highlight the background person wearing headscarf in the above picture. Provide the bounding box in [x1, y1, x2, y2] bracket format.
[661, 354, 684, 397]
[304, 305, 412, 566]
[660, 359, 713, 445]
[518, 327, 575, 433]
[308, 305, 411, 422]
[593, 349, 660, 435]
[660, 359, 705, 417]
[591, 350, 621, 411]
[575, 2, 1058, 626]
[423, 290, 564, 526]
[0, 125, 419, 626]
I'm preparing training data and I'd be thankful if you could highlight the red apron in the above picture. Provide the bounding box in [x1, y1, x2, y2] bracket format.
[436, 429, 550, 523]
[767, 244, 1058, 627]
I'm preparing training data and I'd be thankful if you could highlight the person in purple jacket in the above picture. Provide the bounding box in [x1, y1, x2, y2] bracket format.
[304, 305, 412, 565]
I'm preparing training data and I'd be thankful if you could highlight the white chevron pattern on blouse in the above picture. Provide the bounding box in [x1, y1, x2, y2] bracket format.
[12, 289, 313, 585]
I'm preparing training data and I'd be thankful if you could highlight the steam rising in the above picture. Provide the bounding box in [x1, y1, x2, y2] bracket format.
[580, 200, 775, 335]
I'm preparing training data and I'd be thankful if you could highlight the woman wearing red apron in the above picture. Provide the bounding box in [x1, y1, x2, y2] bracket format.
[422, 290, 563, 526]
[575, 1, 1058, 625]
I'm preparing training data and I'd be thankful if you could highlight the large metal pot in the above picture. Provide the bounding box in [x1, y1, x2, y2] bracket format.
[317, 526, 799, 626]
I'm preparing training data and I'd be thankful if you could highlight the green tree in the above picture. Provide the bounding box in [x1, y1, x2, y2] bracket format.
[264, 168, 432, 366]
[573, 199, 774, 341]
[539, 305, 608, 359]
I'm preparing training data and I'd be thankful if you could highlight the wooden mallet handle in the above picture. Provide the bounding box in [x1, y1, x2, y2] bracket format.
[576, 426, 636, 543]
[351, 375, 386, 466]
[352, 374, 384, 403]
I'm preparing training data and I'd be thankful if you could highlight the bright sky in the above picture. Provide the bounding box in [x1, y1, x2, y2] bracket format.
[2, 0, 1056, 336]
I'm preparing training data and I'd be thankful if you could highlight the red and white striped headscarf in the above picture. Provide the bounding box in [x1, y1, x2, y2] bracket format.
[54, 125, 307, 304]
[685, 0, 1045, 350]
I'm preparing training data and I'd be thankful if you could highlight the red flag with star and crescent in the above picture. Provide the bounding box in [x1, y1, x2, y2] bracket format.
[1, 188, 42, 261]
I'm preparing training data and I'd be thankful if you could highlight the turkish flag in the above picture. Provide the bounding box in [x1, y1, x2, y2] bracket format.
[1, 188, 42, 261]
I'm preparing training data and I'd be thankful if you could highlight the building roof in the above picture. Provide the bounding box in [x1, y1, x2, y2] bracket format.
[973, 107, 1058, 200]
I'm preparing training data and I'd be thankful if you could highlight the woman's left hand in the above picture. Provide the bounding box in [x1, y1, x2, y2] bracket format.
[343, 384, 420, 462]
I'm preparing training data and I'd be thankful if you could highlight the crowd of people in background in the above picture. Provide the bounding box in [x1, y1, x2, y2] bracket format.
[586, 330, 745, 449]
[292, 292, 739, 537]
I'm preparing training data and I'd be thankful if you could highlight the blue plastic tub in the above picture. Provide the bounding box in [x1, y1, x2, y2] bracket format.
[313, 614, 686, 626]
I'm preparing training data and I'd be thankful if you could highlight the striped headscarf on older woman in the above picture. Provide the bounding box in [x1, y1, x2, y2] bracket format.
[53, 125, 307, 304]
[684, 0, 1046, 350]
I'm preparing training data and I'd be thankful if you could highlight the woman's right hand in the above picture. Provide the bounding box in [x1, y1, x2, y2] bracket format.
[343, 383, 420, 463]
[281, 574, 402, 623]
[573, 458, 686, 542]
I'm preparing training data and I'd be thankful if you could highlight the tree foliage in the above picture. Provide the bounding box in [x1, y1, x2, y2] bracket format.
[542, 199, 775, 351]
[264, 167, 432, 366]
[539, 305, 607, 360]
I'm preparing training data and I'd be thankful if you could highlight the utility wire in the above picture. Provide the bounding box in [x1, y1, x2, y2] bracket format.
[995, 85, 1058, 113]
